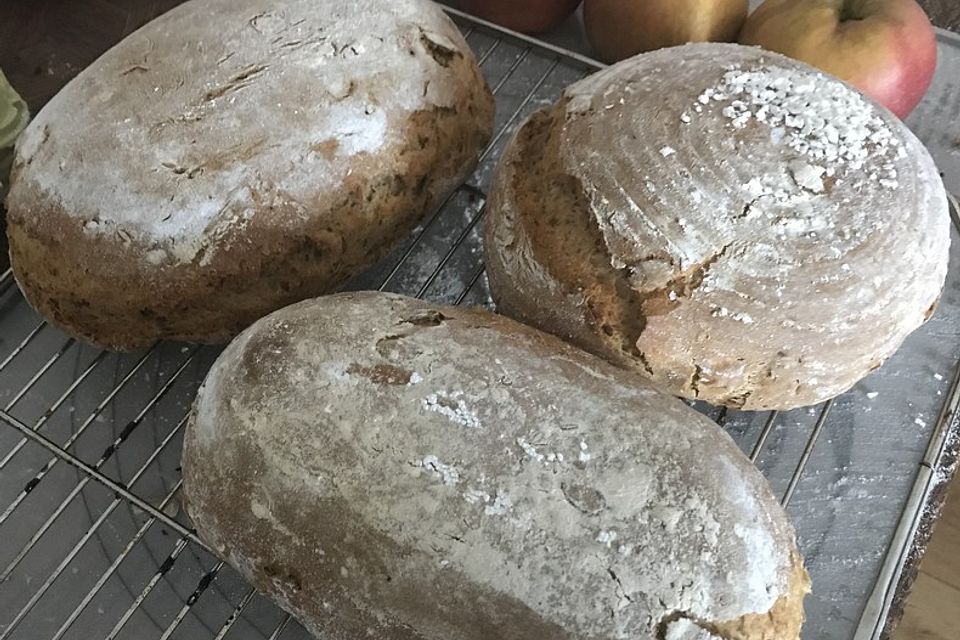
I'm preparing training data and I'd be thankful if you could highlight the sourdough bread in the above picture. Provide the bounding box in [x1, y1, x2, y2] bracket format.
[484, 43, 949, 410]
[182, 291, 809, 640]
[6, 0, 493, 349]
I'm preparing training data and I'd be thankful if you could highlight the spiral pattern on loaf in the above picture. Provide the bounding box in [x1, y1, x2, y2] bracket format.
[485, 43, 949, 410]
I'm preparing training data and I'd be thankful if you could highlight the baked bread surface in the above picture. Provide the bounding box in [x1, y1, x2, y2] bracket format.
[484, 43, 949, 410]
[183, 291, 808, 640]
[6, 0, 494, 349]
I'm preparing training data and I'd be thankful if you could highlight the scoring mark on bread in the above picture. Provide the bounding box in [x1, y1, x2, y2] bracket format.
[203, 63, 270, 102]
[418, 27, 461, 67]
[160, 139, 269, 181]
[404, 309, 447, 326]
[374, 310, 448, 357]
[248, 11, 272, 34]
[120, 64, 150, 76]
[346, 363, 413, 385]
[561, 482, 606, 516]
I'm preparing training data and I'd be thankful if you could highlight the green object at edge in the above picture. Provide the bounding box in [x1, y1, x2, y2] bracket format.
[0, 70, 30, 205]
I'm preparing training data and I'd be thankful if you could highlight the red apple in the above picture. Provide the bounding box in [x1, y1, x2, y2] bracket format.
[459, 0, 582, 34]
[584, 0, 749, 63]
[739, 0, 937, 119]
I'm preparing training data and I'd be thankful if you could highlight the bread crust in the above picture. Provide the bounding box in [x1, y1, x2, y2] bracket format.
[5, 0, 494, 349]
[182, 291, 807, 640]
[485, 43, 949, 410]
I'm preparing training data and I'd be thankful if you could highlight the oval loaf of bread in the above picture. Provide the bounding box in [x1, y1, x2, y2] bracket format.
[182, 291, 809, 640]
[484, 43, 949, 410]
[5, 0, 493, 350]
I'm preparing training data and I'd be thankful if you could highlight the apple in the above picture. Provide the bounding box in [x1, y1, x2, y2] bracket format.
[459, 0, 582, 34]
[739, 0, 937, 119]
[584, 0, 749, 63]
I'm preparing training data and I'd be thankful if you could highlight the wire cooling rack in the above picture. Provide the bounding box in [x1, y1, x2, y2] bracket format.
[2, 9, 960, 640]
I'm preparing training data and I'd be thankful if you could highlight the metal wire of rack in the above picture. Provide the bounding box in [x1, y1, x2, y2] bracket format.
[1, 10, 960, 640]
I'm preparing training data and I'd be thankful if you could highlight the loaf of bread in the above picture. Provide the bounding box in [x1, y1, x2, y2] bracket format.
[484, 43, 949, 410]
[1, 69, 29, 270]
[5, 0, 493, 349]
[182, 291, 809, 640]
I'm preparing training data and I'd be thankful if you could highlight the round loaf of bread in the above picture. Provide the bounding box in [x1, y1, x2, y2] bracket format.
[5, 0, 493, 349]
[182, 291, 809, 640]
[484, 43, 949, 410]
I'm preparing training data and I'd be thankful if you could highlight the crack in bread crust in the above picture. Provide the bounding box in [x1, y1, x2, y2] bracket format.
[488, 101, 745, 397]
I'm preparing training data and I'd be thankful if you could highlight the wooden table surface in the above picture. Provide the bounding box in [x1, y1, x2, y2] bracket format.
[894, 487, 960, 640]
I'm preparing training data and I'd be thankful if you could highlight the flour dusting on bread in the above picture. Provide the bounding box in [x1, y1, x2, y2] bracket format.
[485, 43, 949, 410]
[183, 292, 808, 639]
[7, 0, 493, 349]
[13, 0, 476, 265]
[696, 64, 900, 187]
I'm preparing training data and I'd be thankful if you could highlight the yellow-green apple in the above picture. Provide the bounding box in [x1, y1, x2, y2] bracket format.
[739, 0, 937, 118]
[584, 0, 749, 63]
[459, 0, 582, 34]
